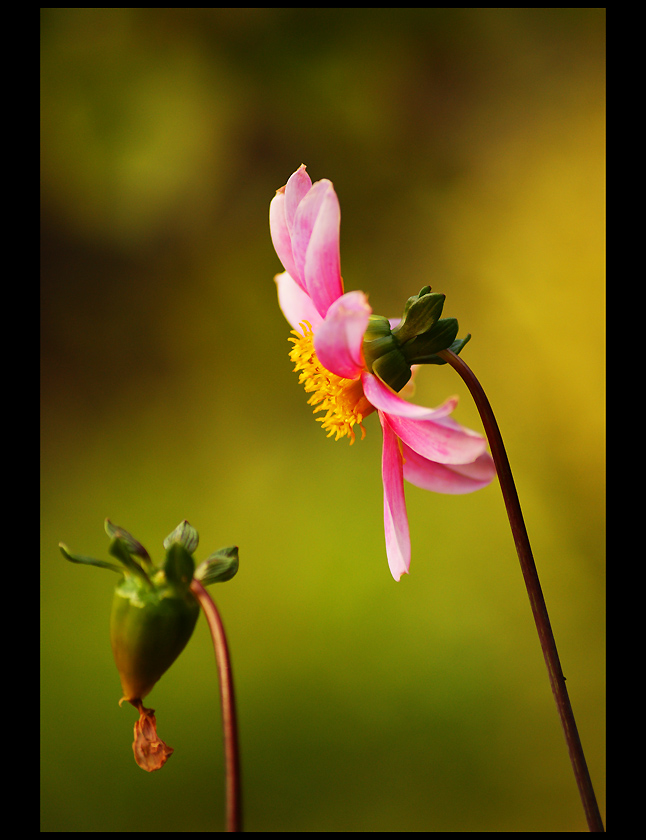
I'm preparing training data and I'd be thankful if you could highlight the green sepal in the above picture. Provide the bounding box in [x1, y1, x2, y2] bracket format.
[59, 542, 123, 574]
[361, 287, 470, 391]
[362, 314, 392, 343]
[362, 333, 399, 371]
[105, 520, 152, 566]
[371, 348, 412, 392]
[401, 318, 460, 364]
[195, 546, 239, 585]
[162, 542, 195, 592]
[108, 538, 153, 587]
[391, 291, 445, 344]
[398, 285, 432, 323]
[163, 520, 199, 554]
[411, 332, 472, 365]
[362, 318, 412, 392]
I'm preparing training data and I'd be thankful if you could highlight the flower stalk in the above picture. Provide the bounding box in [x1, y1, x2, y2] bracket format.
[190, 579, 242, 833]
[269, 165, 603, 829]
[438, 349, 604, 833]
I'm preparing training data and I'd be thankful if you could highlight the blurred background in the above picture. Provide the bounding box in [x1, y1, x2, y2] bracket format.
[41, 9, 605, 832]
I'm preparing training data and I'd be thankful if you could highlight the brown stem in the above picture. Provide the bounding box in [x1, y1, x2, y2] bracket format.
[190, 579, 243, 832]
[438, 349, 604, 832]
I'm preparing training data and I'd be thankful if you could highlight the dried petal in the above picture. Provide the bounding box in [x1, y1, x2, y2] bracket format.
[131, 700, 174, 772]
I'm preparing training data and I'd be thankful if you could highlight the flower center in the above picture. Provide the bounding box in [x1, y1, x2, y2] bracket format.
[288, 322, 374, 444]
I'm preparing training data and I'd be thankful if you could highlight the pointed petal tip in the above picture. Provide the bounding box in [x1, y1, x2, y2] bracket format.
[275, 165, 308, 195]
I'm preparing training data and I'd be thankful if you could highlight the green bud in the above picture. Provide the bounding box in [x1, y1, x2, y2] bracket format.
[61, 520, 239, 704]
[61, 519, 240, 770]
[110, 562, 199, 702]
[108, 533, 200, 703]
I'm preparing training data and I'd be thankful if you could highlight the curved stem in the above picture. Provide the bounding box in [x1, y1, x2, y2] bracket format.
[438, 349, 604, 832]
[190, 579, 243, 832]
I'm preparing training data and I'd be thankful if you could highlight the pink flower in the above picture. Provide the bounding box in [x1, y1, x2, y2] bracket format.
[270, 165, 496, 581]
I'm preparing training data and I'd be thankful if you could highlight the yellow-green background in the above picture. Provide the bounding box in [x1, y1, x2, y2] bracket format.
[41, 9, 605, 832]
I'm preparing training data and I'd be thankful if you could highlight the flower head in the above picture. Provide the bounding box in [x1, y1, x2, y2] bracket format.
[270, 165, 496, 581]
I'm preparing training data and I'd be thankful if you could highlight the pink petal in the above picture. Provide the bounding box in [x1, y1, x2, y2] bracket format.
[402, 442, 496, 494]
[271, 168, 344, 319]
[362, 371, 458, 421]
[290, 179, 343, 318]
[303, 183, 344, 317]
[290, 179, 327, 283]
[379, 411, 411, 581]
[362, 373, 487, 465]
[270, 166, 313, 292]
[269, 190, 302, 289]
[314, 291, 371, 379]
[274, 271, 323, 331]
[386, 411, 488, 465]
[284, 165, 312, 234]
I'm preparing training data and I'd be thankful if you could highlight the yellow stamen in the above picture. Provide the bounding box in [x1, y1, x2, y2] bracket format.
[288, 322, 373, 444]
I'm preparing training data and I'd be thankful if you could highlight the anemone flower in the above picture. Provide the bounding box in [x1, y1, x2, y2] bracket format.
[270, 165, 496, 581]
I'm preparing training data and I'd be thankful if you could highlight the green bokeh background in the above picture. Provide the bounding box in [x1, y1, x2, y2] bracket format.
[41, 9, 605, 832]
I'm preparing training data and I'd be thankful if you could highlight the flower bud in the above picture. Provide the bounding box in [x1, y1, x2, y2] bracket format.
[61, 519, 240, 771]
[109, 544, 199, 703]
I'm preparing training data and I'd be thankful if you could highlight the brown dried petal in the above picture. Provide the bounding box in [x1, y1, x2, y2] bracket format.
[131, 701, 174, 772]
